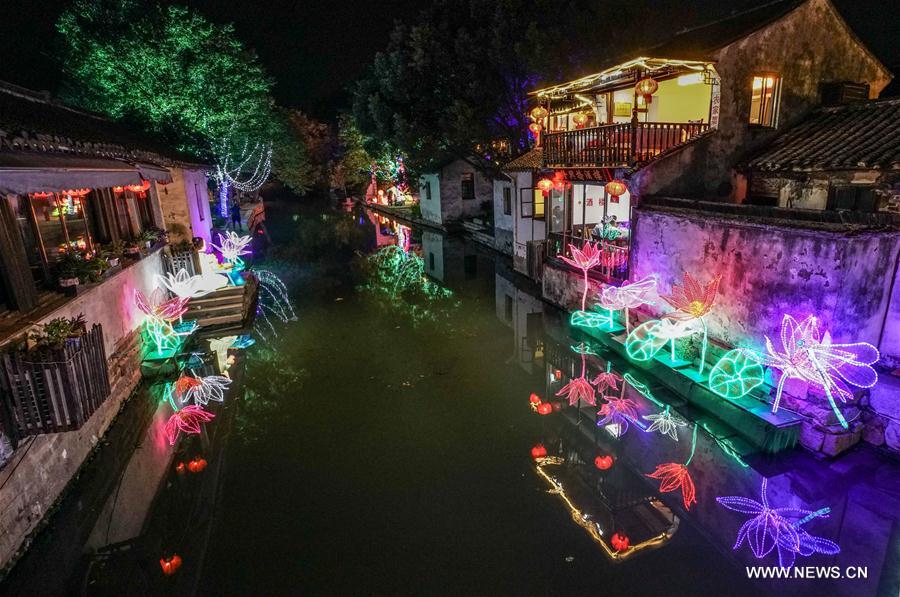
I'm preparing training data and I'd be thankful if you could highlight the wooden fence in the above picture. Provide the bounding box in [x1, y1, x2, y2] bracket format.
[0, 324, 111, 440]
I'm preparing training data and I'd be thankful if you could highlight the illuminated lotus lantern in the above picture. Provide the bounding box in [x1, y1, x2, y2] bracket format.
[564, 242, 617, 331]
[596, 396, 641, 437]
[556, 347, 596, 407]
[605, 179, 627, 204]
[134, 289, 192, 356]
[653, 272, 722, 375]
[164, 405, 215, 445]
[717, 478, 840, 567]
[157, 268, 221, 300]
[708, 349, 765, 400]
[212, 231, 252, 269]
[646, 424, 698, 510]
[625, 316, 701, 364]
[598, 275, 657, 333]
[740, 314, 879, 428]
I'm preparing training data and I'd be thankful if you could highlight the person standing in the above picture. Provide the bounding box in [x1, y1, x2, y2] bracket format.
[230, 198, 242, 231]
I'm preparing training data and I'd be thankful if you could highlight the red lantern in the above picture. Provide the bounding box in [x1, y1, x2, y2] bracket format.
[594, 455, 614, 470]
[29, 191, 55, 199]
[62, 188, 91, 197]
[125, 180, 151, 194]
[175, 462, 186, 474]
[530, 106, 549, 121]
[635, 77, 659, 104]
[611, 533, 630, 552]
[159, 554, 182, 576]
[529, 393, 542, 405]
[572, 112, 589, 127]
[537, 402, 553, 416]
[537, 178, 553, 195]
[531, 444, 548, 459]
[112, 186, 124, 194]
[605, 179, 627, 204]
[187, 457, 207, 473]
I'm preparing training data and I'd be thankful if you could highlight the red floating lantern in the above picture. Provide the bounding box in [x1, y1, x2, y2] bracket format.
[605, 179, 627, 204]
[187, 457, 207, 473]
[537, 177, 553, 195]
[537, 402, 553, 416]
[635, 76, 659, 104]
[529, 393, 542, 405]
[175, 462, 186, 474]
[611, 533, 630, 552]
[531, 444, 548, 459]
[594, 455, 614, 470]
[159, 554, 182, 576]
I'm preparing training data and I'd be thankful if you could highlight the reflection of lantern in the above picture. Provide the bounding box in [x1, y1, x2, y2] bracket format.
[112, 186, 124, 194]
[531, 444, 548, 459]
[530, 106, 549, 121]
[611, 533, 630, 552]
[536, 178, 553, 194]
[635, 77, 659, 104]
[594, 455, 614, 470]
[159, 554, 183, 576]
[529, 393, 541, 405]
[187, 457, 207, 473]
[572, 112, 589, 127]
[605, 179, 627, 203]
[537, 402, 553, 415]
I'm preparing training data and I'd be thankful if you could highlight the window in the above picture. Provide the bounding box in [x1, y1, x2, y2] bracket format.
[195, 184, 205, 221]
[504, 294, 513, 322]
[424, 180, 432, 201]
[828, 186, 877, 212]
[461, 173, 475, 201]
[533, 189, 545, 220]
[749, 75, 781, 127]
[502, 187, 511, 216]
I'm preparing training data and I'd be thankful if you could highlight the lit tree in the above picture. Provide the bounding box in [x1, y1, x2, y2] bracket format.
[212, 129, 273, 217]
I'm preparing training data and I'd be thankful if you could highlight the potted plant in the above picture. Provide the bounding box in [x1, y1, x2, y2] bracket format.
[82, 255, 110, 283]
[101, 241, 125, 267]
[29, 314, 87, 350]
[124, 238, 142, 257]
[54, 253, 81, 292]
[139, 229, 158, 249]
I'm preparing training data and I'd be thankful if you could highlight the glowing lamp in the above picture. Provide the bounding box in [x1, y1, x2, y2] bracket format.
[529, 393, 541, 405]
[611, 533, 630, 552]
[125, 180, 151, 193]
[187, 457, 208, 473]
[175, 462, 186, 474]
[537, 178, 554, 194]
[530, 106, 549, 121]
[635, 77, 659, 103]
[605, 180, 627, 203]
[112, 186, 124, 194]
[531, 444, 548, 459]
[62, 188, 91, 197]
[572, 112, 589, 127]
[537, 402, 553, 416]
[594, 455, 614, 470]
[159, 554, 182, 576]
[29, 191, 55, 199]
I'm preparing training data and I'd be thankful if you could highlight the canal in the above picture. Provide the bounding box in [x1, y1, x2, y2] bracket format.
[3, 193, 898, 596]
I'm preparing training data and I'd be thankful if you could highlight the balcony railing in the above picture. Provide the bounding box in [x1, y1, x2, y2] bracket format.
[543, 121, 709, 168]
[546, 232, 629, 283]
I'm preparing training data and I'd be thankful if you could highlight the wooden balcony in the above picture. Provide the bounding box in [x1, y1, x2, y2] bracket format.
[543, 121, 709, 168]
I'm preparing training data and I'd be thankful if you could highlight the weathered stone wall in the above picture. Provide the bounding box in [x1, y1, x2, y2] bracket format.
[432, 160, 493, 224]
[632, 0, 892, 201]
[418, 174, 442, 225]
[749, 169, 900, 212]
[157, 167, 212, 244]
[0, 250, 165, 568]
[492, 178, 513, 244]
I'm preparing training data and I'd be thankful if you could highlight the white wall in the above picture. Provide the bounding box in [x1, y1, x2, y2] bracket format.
[419, 174, 441, 225]
[493, 179, 513, 233]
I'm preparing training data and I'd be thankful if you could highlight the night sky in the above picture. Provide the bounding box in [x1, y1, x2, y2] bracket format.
[0, 0, 898, 119]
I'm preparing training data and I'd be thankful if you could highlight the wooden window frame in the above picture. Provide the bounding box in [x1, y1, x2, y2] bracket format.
[749, 74, 782, 128]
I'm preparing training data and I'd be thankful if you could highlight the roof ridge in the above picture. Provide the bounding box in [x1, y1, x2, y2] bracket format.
[660, 0, 803, 45]
[0, 79, 112, 124]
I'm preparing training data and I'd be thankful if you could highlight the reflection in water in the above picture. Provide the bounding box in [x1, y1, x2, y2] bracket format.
[254, 269, 297, 341]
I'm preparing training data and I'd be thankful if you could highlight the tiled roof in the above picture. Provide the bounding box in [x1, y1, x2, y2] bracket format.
[502, 147, 542, 171]
[745, 98, 900, 172]
[0, 81, 202, 166]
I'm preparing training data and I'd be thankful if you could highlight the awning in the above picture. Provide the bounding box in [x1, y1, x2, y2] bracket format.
[131, 161, 174, 184]
[0, 152, 143, 195]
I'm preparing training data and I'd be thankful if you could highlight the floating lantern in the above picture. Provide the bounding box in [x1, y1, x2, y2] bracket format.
[611, 533, 630, 552]
[529, 393, 542, 405]
[605, 179, 627, 203]
[175, 462, 186, 474]
[159, 554, 182, 576]
[531, 444, 548, 459]
[187, 457, 207, 473]
[572, 112, 589, 127]
[530, 106, 549, 121]
[635, 77, 659, 104]
[594, 455, 614, 470]
[536, 177, 554, 195]
[537, 402, 553, 416]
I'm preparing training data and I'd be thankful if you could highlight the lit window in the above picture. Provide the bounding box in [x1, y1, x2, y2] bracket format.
[749, 75, 781, 127]
[533, 189, 545, 219]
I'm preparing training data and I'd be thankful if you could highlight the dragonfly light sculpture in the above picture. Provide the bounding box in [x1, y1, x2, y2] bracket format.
[741, 314, 879, 428]
[598, 275, 657, 334]
[716, 478, 839, 568]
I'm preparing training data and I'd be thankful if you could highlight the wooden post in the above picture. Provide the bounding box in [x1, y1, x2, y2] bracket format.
[0, 196, 38, 311]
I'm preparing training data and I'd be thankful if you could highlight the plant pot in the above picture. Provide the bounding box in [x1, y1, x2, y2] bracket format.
[58, 277, 79, 288]
[108, 257, 120, 267]
[144, 241, 152, 249]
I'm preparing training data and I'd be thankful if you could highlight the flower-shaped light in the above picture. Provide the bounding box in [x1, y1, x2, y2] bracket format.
[591, 363, 622, 396]
[556, 376, 596, 406]
[717, 478, 839, 568]
[646, 463, 696, 509]
[164, 405, 215, 445]
[596, 397, 640, 435]
[180, 375, 232, 406]
[157, 269, 215, 299]
[599, 275, 657, 311]
[661, 272, 721, 321]
[644, 406, 688, 441]
[134, 289, 190, 322]
[212, 231, 252, 263]
[561, 242, 602, 313]
[742, 314, 879, 428]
